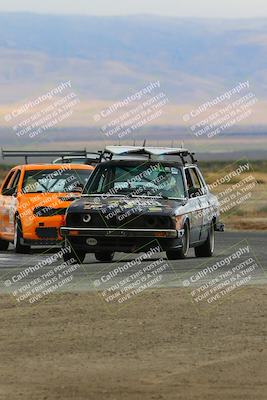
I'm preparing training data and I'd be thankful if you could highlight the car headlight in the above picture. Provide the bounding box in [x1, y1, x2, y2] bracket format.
[83, 214, 92, 223]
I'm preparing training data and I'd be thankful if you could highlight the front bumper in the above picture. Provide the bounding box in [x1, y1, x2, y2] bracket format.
[60, 227, 184, 253]
[22, 238, 61, 246]
[23, 215, 66, 241]
[60, 227, 183, 239]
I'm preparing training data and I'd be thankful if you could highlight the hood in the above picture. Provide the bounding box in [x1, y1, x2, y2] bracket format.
[19, 192, 82, 208]
[68, 195, 185, 216]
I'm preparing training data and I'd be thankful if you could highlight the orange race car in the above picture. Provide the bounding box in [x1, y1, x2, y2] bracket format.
[0, 163, 94, 253]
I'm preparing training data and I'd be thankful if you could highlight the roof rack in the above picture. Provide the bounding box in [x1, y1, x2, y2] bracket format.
[1, 149, 101, 165]
[102, 146, 197, 165]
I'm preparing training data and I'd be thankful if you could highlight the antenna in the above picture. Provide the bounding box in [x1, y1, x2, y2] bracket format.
[143, 139, 146, 147]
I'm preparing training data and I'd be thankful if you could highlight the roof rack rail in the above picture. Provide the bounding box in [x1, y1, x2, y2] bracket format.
[1, 149, 101, 165]
[101, 146, 197, 165]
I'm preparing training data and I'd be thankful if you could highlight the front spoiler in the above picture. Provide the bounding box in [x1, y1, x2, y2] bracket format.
[22, 239, 61, 246]
[60, 227, 183, 239]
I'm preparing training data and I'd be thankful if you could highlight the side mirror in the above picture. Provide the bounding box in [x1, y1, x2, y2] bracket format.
[2, 187, 17, 196]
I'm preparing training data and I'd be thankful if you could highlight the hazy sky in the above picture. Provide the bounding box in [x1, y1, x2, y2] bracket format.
[0, 0, 267, 18]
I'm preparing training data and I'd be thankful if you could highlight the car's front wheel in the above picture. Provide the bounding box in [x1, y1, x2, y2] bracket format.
[95, 252, 115, 262]
[63, 240, 86, 264]
[166, 222, 190, 260]
[14, 218, 31, 254]
[0, 238, 9, 251]
[195, 222, 215, 258]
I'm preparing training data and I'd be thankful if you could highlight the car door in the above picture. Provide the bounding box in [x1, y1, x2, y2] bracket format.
[6, 169, 21, 236]
[184, 168, 203, 244]
[195, 167, 213, 240]
[0, 169, 17, 238]
[190, 167, 212, 242]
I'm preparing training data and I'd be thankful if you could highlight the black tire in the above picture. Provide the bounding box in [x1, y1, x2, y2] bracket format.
[62, 240, 86, 264]
[166, 222, 190, 260]
[195, 222, 215, 258]
[0, 238, 9, 251]
[63, 248, 86, 264]
[14, 218, 31, 254]
[95, 252, 114, 262]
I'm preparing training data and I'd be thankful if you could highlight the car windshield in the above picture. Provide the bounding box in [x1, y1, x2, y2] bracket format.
[22, 169, 92, 193]
[86, 163, 186, 199]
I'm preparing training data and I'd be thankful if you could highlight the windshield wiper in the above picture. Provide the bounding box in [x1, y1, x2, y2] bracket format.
[82, 193, 127, 197]
[129, 193, 169, 199]
[24, 191, 45, 194]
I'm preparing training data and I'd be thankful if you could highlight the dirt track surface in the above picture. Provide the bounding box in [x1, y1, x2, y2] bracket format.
[0, 286, 266, 400]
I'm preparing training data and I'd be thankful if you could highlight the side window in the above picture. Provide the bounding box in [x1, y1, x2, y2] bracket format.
[94, 167, 110, 192]
[1, 170, 16, 194]
[185, 168, 205, 197]
[185, 169, 194, 191]
[190, 168, 203, 190]
[9, 170, 21, 192]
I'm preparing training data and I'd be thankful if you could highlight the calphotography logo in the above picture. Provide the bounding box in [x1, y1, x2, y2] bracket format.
[92, 81, 169, 140]
[206, 159, 259, 224]
[91, 241, 175, 310]
[1, 246, 85, 305]
[4, 81, 80, 144]
[182, 240, 265, 312]
[183, 81, 258, 139]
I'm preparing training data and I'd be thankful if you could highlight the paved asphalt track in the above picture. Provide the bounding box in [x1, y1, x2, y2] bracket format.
[0, 231, 266, 296]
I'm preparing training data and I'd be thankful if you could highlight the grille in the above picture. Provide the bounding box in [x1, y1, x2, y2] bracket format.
[66, 212, 112, 227]
[35, 227, 58, 239]
[67, 212, 174, 229]
[123, 215, 174, 229]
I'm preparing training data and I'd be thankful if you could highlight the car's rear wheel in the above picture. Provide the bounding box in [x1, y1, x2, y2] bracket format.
[14, 218, 31, 254]
[0, 238, 9, 251]
[166, 222, 190, 260]
[95, 252, 114, 262]
[195, 222, 215, 258]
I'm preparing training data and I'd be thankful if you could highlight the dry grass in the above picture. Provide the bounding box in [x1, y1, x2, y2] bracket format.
[204, 161, 267, 230]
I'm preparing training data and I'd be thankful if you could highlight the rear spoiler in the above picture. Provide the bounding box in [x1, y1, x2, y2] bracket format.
[1, 149, 101, 165]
